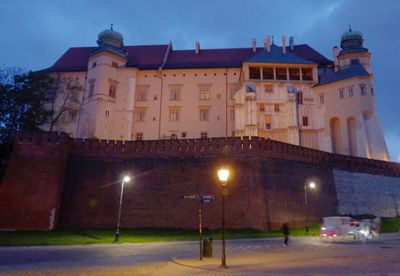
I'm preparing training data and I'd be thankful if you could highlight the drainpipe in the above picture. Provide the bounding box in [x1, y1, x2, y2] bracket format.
[225, 68, 228, 137]
[296, 92, 302, 146]
[157, 41, 172, 139]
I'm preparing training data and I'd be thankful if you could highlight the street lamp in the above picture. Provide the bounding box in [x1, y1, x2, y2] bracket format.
[304, 181, 316, 235]
[114, 175, 131, 242]
[218, 168, 230, 268]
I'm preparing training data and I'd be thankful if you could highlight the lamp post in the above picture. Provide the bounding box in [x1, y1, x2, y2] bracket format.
[304, 181, 316, 235]
[218, 168, 230, 268]
[114, 175, 131, 243]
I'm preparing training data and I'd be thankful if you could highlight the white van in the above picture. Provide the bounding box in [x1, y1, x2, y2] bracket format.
[320, 216, 380, 239]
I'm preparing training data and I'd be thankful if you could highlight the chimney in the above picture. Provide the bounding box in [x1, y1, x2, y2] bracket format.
[289, 36, 294, 51]
[264, 35, 271, 52]
[333, 46, 339, 72]
[282, 35, 286, 54]
[252, 38, 257, 52]
[195, 40, 200, 54]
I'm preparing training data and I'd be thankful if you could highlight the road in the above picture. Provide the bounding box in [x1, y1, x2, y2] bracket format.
[1, 234, 400, 275]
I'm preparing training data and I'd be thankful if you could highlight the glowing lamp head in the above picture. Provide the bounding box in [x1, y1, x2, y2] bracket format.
[123, 176, 131, 183]
[309, 182, 316, 189]
[218, 169, 230, 183]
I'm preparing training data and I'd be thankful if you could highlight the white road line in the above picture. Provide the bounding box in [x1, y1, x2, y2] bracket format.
[254, 245, 262, 249]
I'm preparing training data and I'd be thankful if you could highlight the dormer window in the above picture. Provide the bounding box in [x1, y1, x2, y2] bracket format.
[249, 66, 261, 79]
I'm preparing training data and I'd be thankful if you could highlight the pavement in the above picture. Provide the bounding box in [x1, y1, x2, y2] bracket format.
[1, 233, 400, 275]
[172, 233, 400, 275]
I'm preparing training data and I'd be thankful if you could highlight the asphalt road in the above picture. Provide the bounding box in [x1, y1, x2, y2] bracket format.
[1, 234, 400, 275]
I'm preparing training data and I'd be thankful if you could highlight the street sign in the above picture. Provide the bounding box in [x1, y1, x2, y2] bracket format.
[182, 194, 199, 199]
[182, 194, 215, 203]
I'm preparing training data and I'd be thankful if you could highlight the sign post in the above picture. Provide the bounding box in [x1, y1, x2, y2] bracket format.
[182, 194, 215, 260]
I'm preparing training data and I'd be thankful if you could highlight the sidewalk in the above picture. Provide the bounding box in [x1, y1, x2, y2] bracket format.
[171, 233, 400, 274]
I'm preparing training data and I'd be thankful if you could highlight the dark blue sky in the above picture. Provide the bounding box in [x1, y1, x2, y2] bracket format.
[0, 0, 399, 161]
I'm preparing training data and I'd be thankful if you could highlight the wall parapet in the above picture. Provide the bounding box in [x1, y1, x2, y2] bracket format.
[14, 131, 400, 177]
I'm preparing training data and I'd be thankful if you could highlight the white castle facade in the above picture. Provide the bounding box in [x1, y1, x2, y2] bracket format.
[43, 27, 389, 160]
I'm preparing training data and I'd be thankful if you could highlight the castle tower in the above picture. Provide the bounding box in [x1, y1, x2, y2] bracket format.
[77, 26, 129, 139]
[316, 28, 389, 160]
[338, 26, 371, 73]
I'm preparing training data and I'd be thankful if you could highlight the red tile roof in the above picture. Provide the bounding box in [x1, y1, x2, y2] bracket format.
[43, 44, 332, 72]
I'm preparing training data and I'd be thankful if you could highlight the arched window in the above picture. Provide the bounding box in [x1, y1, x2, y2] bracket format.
[330, 117, 341, 154]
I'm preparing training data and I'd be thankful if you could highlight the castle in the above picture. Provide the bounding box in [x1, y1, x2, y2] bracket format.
[43, 27, 389, 160]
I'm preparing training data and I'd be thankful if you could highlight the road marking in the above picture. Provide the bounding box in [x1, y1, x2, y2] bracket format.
[254, 245, 262, 249]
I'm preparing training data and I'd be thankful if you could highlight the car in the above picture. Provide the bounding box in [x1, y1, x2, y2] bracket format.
[320, 216, 381, 240]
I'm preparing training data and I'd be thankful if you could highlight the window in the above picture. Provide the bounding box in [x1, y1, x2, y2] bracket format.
[216, 94, 221, 99]
[339, 90, 344, 99]
[136, 109, 146, 122]
[112, 61, 118, 68]
[136, 132, 144, 141]
[349, 88, 354, 97]
[181, 132, 187, 138]
[109, 82, 117, 98]
[319, 94, 324, 103]
[276, 68, 287, 80]
[69, 111, 77, 123]
[70, 91, 79, 102]
[274, 104, 280, 112]
[289, 68, 300, 80]
[199, 87, 210, 100]
[297, 92, 303, 105]
[200, 132, 208, 139]
[302, 116, 309, 126]
[249, 66, 261, 79]
[105, 109, 110, 118]
[262, 67, 274, 80]
[264, 84, 273, 93]
[171, 133, 178, 139]
[228, 85, 240, 100]
[360, 86, 366, 96]
[137, 90, 147, 101]
[259, 104, 265, 112]
[169, 108, 180, 121]
[229, 108, 235, 121]
[46, 89, 56, 102]
[199, 108, 210, 121]
[89, 80, 95, 97]
[351, 59, 359, 65]
[265, 115, 272, 129]
[92, 61, 97, 68]
[170, 87, 181, 101]
[302, 68, 313, 81]
[371, 87, 374, 95]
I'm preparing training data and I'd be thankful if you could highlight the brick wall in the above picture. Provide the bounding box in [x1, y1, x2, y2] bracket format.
[0, 132, 69, 230]
[1, 131, 399, 231]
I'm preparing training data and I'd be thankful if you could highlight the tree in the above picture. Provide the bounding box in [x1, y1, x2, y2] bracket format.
[0, 68, 53, 182]
[0, 68, 52, 145]
[43, 73, 81, 133]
